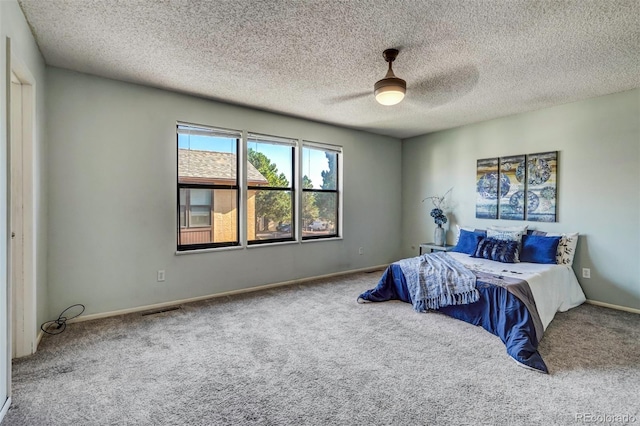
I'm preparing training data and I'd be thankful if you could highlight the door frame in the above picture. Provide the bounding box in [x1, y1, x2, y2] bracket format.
[7, 38, 37, 360]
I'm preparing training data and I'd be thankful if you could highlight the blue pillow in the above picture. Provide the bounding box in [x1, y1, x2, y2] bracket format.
[452, 229, 483, 255]
[472, 237, 519, 263]
[520, 235, 561, 264]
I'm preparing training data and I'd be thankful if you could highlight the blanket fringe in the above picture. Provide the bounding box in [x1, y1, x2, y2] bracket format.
[424, 289, 480, 311]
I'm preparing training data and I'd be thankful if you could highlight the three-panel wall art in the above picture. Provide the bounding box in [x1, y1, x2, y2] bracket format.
[476, 151, 557, 222]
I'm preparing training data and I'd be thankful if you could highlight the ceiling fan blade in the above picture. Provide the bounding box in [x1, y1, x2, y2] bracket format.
[409, 63, 479, 107]
[322, 91, 371, 105]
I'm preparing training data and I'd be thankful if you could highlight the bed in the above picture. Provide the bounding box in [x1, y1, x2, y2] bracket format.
[357, 227, 586, 373]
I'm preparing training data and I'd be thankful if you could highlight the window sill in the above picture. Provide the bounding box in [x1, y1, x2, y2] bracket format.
[175, 245, 244, 255]
[301, 236, 343, 244]
[175, 236, 343, 254]
[247, 240, 300, 249]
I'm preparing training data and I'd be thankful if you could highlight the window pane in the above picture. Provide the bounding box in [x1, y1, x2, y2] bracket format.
[177, 123, 240, 250]
[247, 141, 293, 188]
[178, 189, 238, 246]
[211, 189, 237, 243]
[302, 192, 337, 237]
[248, 189, 293, 241]
[302, 147, 337, 190]
[179, 131, 237, 184]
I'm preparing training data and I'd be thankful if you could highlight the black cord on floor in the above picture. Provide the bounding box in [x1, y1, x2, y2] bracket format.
[40, 304, 85, 335]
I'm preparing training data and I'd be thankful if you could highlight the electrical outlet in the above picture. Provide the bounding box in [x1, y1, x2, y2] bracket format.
[157, 270, 166, 282]
[358, 247, 364, 255]
[582, 268, 591, 279]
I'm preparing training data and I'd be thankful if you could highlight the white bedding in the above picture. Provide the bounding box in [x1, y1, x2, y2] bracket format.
[448, 251, 586, 330]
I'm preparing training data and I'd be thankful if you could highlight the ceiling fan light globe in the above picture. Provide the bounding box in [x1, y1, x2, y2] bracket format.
[375, 90, 405, 106]
[374, 78, 407, 105]
[374, 76, 406, 106]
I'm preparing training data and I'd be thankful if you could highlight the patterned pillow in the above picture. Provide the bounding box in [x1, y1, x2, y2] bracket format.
[486, 226, 527, 262]
[530, 231, 579, 265]
[472, 237, 520, 263]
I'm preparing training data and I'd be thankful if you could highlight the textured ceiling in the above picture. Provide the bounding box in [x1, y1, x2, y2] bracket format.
[18, 0, 640, 139]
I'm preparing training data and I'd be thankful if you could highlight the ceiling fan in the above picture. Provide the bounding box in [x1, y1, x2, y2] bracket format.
[322, 48, 478, 107]
[321, 48, 407, 105]
[374, 49, 407, 106]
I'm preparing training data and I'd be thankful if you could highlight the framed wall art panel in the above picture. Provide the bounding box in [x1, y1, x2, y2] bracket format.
[525, 151, 557, 222]
[498, 154, 526, 220]
[475, 158, 500, 219]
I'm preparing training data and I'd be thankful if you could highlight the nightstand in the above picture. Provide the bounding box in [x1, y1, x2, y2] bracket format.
[419, 243, 455, 255]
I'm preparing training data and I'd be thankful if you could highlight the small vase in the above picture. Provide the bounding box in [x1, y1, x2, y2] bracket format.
[434, 225, 445, 246]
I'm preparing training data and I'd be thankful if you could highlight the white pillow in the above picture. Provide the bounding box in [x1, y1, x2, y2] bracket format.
[487, 225, 528, 233]
[486, 225, 528, 243]
[545, 232, 579, 265]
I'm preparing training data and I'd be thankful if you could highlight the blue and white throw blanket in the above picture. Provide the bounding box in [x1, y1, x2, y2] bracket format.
[395, 252, 479, 312]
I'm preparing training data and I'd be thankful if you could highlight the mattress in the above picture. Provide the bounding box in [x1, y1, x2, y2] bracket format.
[447, 251, 586, 330]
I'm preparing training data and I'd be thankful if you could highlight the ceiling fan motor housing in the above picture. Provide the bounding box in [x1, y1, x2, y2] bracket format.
[374, 76, 407, 93]
[374, 49, 406, 105]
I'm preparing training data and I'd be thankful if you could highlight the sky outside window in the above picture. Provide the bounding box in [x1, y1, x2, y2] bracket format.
[303, 147, 331, 189]
[178, 134, 236, 154]
[247, 140, 293, 184]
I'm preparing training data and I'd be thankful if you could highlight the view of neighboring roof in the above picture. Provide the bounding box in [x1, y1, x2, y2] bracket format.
[178, 149, 268, 184]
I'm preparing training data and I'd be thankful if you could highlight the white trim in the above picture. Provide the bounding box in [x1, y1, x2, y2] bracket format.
[301, 236, 343, 244]
[3, 35, 11, 421]
[0, 396, 11, 423]
[302, 140, 343, 153]
[239, 130, 247, 246]
[69, 264, 389, 324]
[8, 44, 38, 358]
[586, 299, 640, 315]
[296, 138, 302, 240]
[35, 329, 43, 350]
[176, 122, 242, 139]
[247, 132, 296, 146]
[337, 146, 344, 238]
[175, 245, 244, 255]
[246, 240, 299, 249]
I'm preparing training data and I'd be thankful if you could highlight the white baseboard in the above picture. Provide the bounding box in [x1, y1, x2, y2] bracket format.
[586, 299, 640, 315]
[69, 264, 389, 324]
[36, 330, 44, 350]
[0, 397, 11, 424]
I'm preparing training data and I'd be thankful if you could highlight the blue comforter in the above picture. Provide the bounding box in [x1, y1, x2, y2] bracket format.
[358, 263, 548, 373]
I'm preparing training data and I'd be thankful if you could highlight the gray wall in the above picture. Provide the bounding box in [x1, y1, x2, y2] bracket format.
[46, 67, 402, 317]
[401, 89, 640, 310]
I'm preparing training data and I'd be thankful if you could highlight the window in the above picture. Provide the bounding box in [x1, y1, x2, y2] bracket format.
[177, 123, 240, 250]
[247, 134, 296, 244]
[302, 143, 340, 239]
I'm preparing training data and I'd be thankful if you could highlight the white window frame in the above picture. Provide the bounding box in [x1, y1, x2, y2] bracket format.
[246, 133, 298, 245]
[300, 141, 343, 241]
[177, 122, 242, 251]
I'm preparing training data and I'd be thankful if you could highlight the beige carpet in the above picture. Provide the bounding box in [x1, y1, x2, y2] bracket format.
[5, 272, 640, 425]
